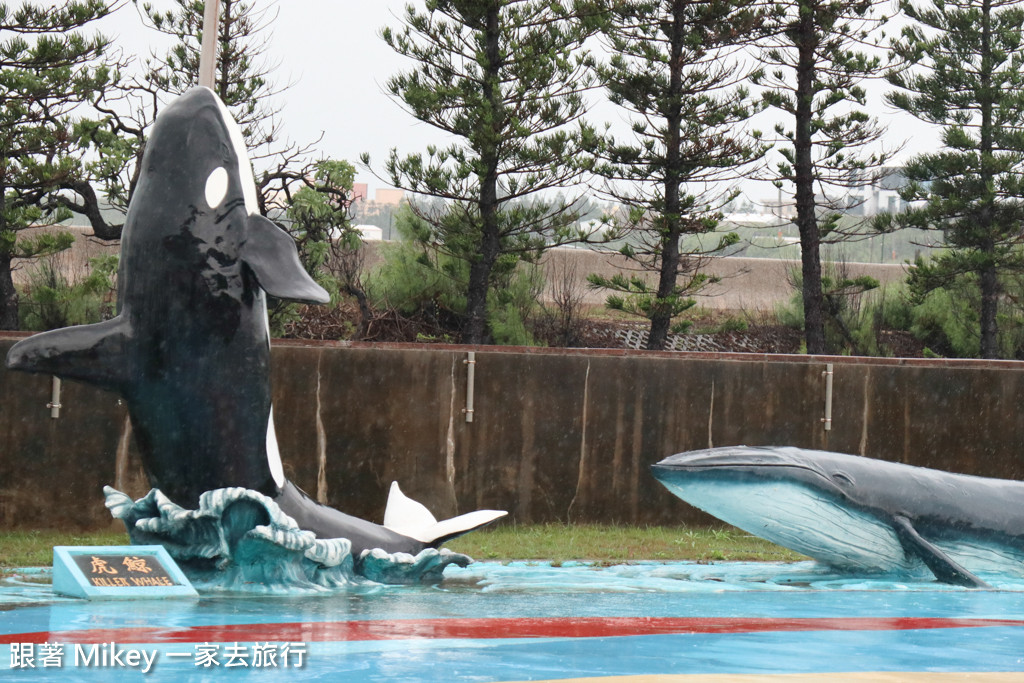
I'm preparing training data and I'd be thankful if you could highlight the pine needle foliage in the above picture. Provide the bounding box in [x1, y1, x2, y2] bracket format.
[752, 0, 893, 354]
[590, 0, 768, 349]
[369, 0, 602, 344]
[877, 0, 1024, 359]
[0, 0, 123, 328]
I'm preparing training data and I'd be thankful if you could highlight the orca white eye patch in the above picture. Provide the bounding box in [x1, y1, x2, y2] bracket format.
[205, 166, 229, 209]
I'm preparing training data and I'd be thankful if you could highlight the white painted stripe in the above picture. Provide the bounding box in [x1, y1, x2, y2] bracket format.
[266, 408, 285, 489]
[256, 289, 285, 488]
[207, 87, 259, 216]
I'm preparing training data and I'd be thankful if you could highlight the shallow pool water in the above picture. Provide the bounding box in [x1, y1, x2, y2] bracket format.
[3, 561, 1024, 681]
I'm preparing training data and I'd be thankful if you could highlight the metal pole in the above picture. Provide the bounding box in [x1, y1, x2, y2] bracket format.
[198, 0, 221, 89]
[48, 376, 62, 419]
[821, 363, 834, 431]
[463, 352, 476, 423]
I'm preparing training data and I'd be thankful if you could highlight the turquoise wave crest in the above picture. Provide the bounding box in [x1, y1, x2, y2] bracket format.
[103, 486, 471, 592]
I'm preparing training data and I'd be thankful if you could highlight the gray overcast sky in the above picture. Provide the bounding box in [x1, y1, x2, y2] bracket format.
[100, 1, 432, 193]
[99, 1, 934, 200]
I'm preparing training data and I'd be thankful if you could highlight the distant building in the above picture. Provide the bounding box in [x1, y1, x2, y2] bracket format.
[351, 182, 368, 204]
[722, 212, 778, 226]
[329, 224, 383, 241]
[760, 198, 797, 219]
[375, 188, 405, 205]
[847, 167, 910, 216]
[752, 167, 911, 220]
[354, 224, 383, 241]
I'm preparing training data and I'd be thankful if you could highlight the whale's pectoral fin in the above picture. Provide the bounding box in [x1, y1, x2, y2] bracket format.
[383, 481, 507, 547]
[242, 214, 331, 304]
[5, 317, 133, 390]
[892, 515, 990, 588]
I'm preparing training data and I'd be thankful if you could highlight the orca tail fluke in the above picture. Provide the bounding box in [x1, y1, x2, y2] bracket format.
[383, 481, 507, 548]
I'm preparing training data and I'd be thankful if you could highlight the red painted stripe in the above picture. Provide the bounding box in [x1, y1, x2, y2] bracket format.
[2, 617, 1022, 645]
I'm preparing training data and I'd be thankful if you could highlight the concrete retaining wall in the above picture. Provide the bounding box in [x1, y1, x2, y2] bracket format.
[2, 333, 1022, 530]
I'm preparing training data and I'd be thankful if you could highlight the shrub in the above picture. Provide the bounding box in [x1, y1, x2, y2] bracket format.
[18, 253, 118, 331]
[777, 262, 879, 354]
[908, 286, 979, 358]
[716, 315, 749, 333]
[368, 205, 547, 345]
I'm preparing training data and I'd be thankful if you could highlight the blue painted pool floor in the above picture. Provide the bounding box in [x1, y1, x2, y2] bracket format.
[3, 561, 1024, 681]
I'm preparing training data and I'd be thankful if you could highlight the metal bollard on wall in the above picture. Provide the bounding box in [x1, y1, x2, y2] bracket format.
[47, 376, 62, 419]
[821, 363, 833, 431]
[463, 351, 476, 423]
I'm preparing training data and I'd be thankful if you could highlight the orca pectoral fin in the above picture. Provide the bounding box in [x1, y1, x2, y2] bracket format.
[5, 317, 133, 390]
[242, 214, 330, 304]
[892, 515, 990, 588]
[383, 481, 507, 547]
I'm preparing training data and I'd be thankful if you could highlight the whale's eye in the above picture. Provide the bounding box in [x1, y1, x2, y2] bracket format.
[832, 471, 854, 487]
[204, 166, 229, 209]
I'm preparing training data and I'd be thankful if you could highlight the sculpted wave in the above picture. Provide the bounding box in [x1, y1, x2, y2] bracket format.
[104, 486, 471, 591]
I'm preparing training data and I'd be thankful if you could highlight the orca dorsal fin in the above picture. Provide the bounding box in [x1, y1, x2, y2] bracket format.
[242, 214, 330, 304]
[5, 317, 134, 391]
[383, 481, 507, 546]
[892, 515, 990, 588]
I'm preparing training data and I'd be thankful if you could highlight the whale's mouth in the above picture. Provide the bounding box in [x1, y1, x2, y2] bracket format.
[652, 445, 846, 480]
[653, 460, 820, 473]
[653, 454, 827, 479]
[651, 447, 849, 503]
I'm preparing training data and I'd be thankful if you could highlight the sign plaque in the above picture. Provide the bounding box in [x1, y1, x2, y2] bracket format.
[52, 546, 198, 599]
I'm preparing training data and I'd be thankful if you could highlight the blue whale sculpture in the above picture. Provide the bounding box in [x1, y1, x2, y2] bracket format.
[6, 87, 505, 558]
[652, 445, 1024, 587]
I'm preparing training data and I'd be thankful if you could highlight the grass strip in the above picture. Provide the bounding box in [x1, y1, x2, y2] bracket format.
[446, 523, 804, 564]
[1, 530, 129, 574]
[0, 525, 805, 576]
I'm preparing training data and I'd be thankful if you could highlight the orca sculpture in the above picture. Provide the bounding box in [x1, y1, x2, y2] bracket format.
[6, 86, 505, 557]
[652, 445, 1024, 587]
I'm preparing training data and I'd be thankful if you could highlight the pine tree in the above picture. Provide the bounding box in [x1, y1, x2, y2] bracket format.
[589, 0, 767, 350]
[368, 0, 600, 344]
[0, 0, 123, 329]
[753, 0, 892, 354]
[880, 0, 1024, 359]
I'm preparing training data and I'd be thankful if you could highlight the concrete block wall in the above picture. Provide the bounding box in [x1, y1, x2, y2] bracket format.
[2, 333, 1022, 530]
